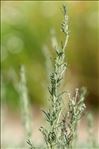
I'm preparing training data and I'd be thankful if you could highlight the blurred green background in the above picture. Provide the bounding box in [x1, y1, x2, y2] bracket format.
[1, 1, 99, 111]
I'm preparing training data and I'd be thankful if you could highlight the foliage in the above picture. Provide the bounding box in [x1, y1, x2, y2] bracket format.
[27, 5, 87, 149]
[4, 3, 97, 149]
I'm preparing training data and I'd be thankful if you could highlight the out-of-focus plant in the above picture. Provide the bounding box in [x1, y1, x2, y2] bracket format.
[19, 65, 33, 147]
[86, 113, 98, 148]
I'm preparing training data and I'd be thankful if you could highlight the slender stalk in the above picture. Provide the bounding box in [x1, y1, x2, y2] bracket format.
[19, 65, 32, 146]
[40, 5, 69, 149]
[63, 34, 69, 53]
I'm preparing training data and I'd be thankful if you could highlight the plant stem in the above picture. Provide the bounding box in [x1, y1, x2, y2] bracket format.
[19, 65, 32, 145]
